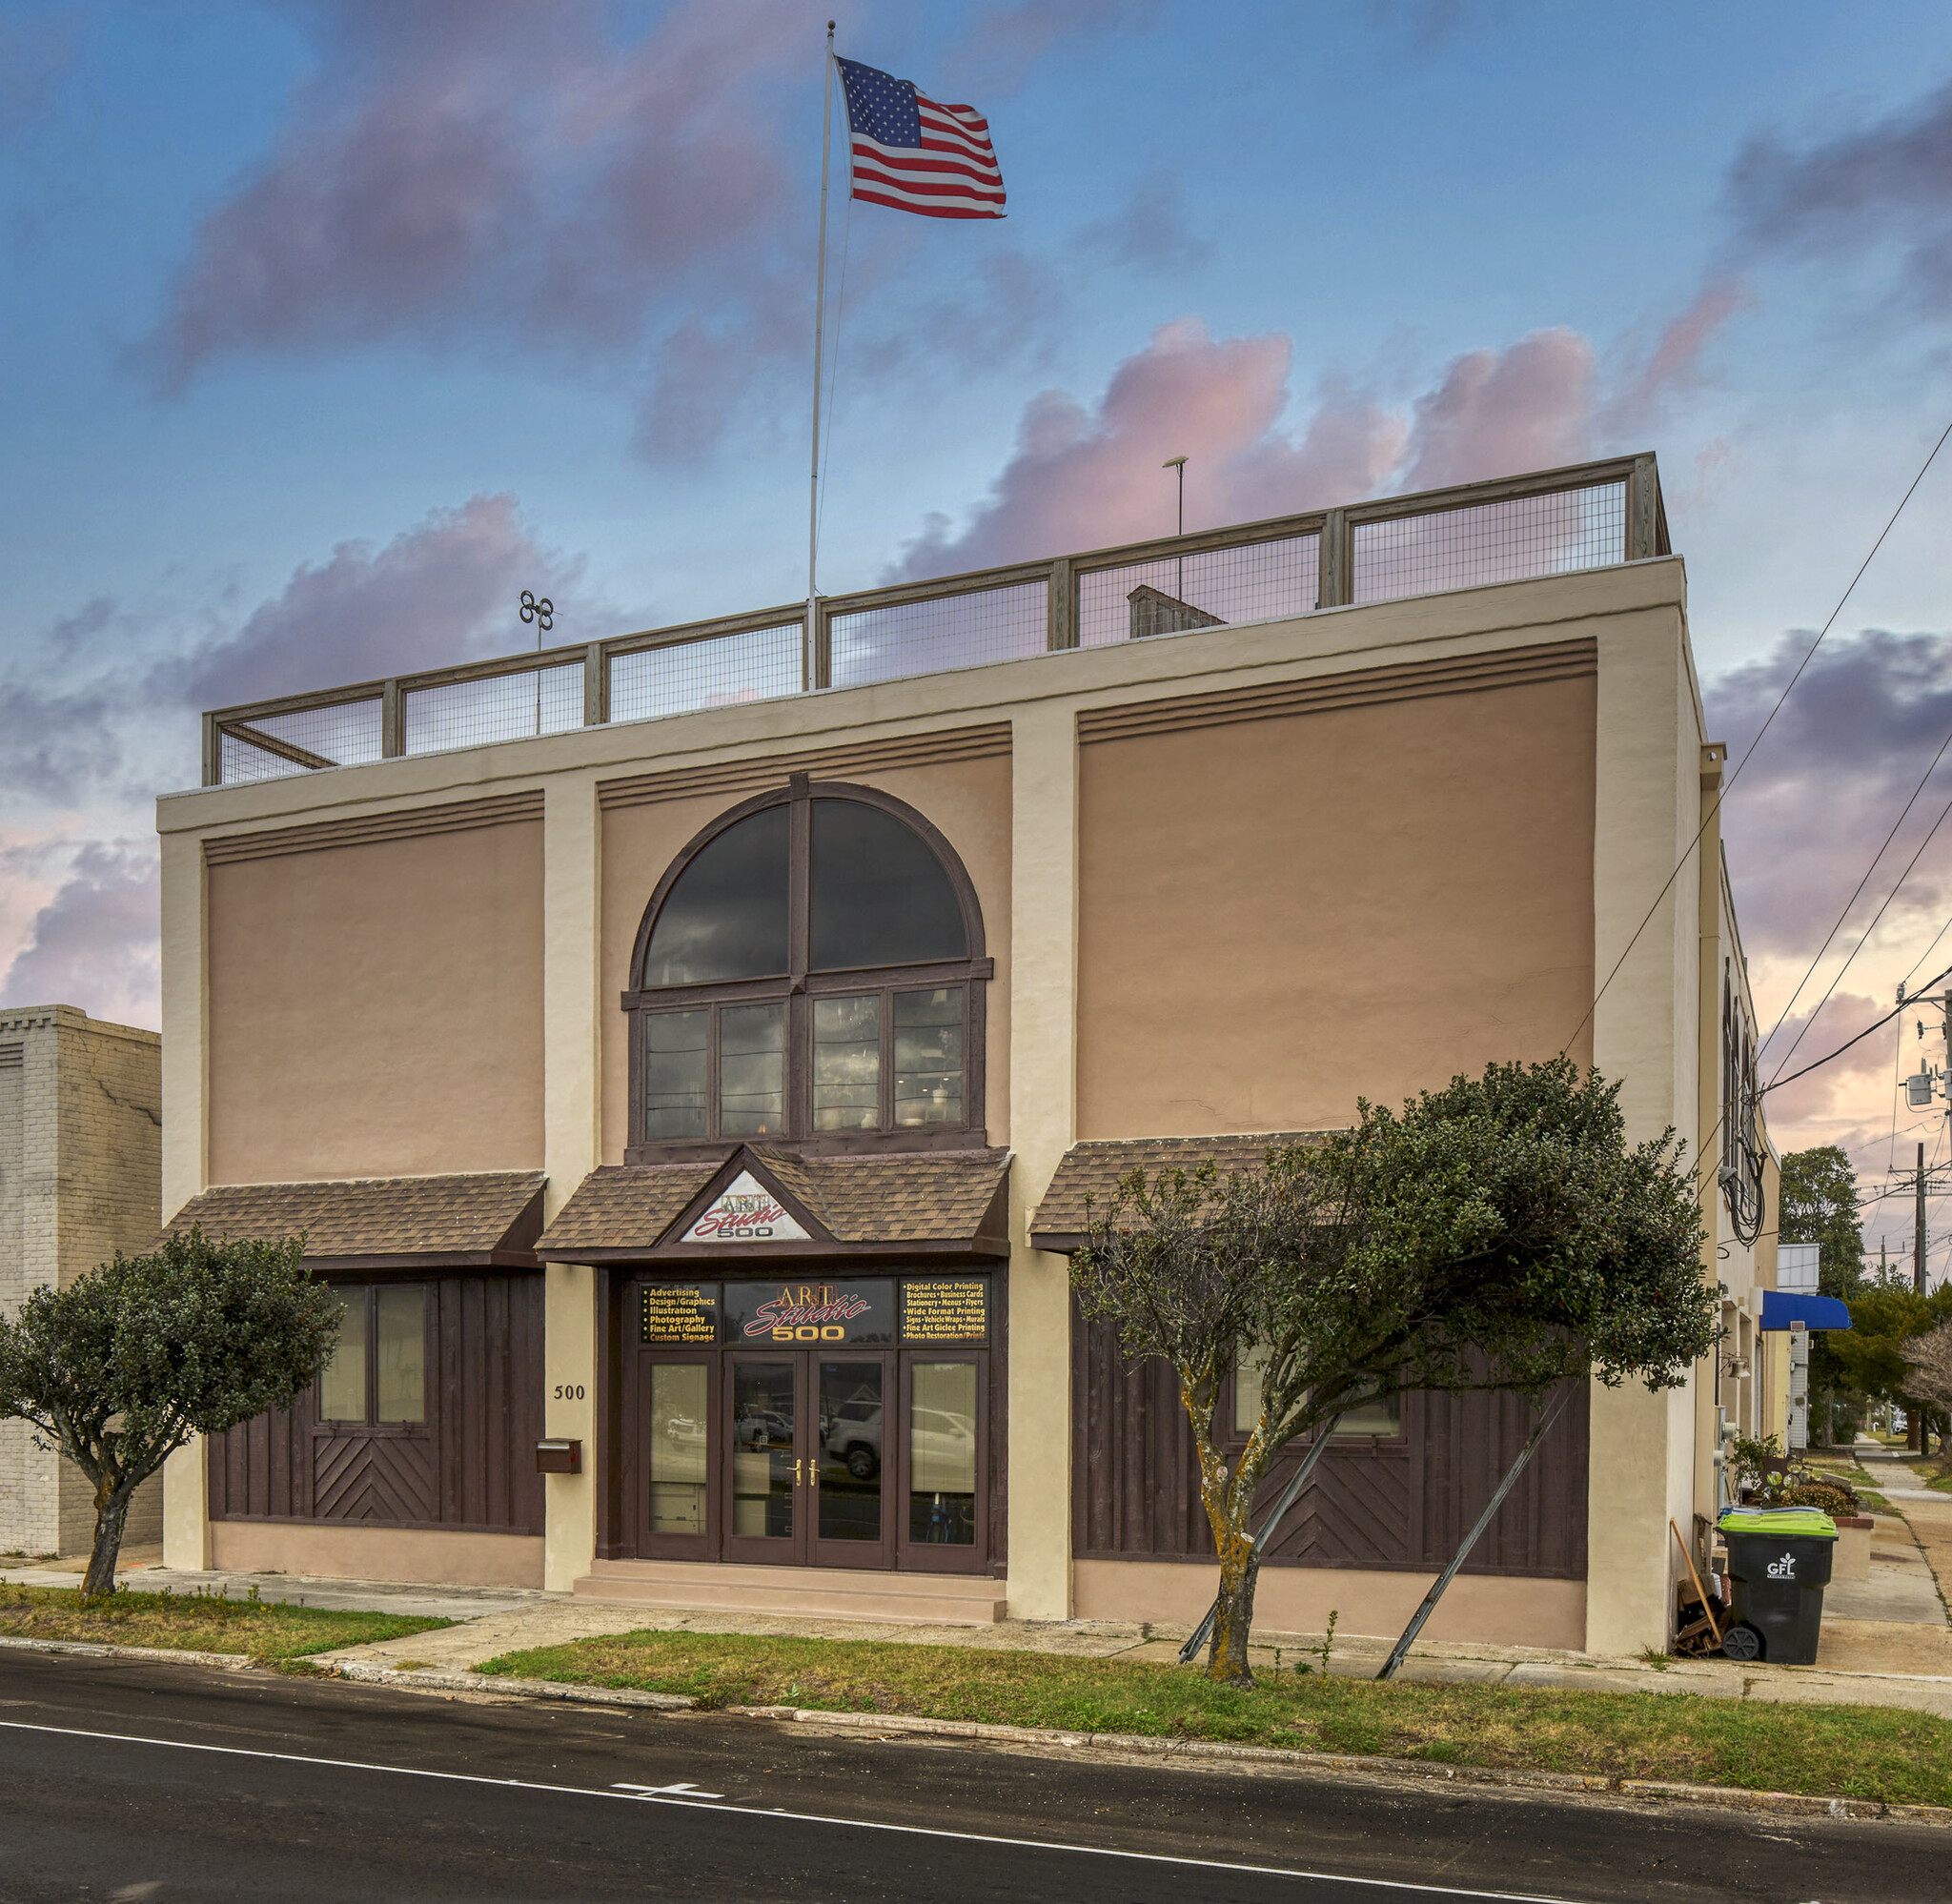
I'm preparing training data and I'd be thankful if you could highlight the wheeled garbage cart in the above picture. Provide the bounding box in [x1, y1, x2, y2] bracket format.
[1716, 1506, 1838, 1665]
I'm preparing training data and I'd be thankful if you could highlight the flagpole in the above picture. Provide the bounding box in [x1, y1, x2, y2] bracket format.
[806, 20, 836, 691]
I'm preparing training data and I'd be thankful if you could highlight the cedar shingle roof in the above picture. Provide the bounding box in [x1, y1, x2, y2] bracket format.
[1029, 1133, 1332, 1247]
[536, 1147, 1011, 1258]
[162, 1172, 547, 1266]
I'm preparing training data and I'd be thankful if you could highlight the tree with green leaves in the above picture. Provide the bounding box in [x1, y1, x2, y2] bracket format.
[1071, 1059, 1714, 1686]
[1777, 1145, 1866, 1297]
[0, 1228, 341, 1596]
[1834, 1280, 1952, 1454]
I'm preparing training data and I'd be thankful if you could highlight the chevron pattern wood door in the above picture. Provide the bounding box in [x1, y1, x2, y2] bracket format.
[313, 1434, 438, 1524]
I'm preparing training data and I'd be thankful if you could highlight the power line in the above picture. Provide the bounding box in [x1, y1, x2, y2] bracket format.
[1760, 722, 1952, 1078]
[1762, 960, 1952, 1094]
[1561, 415, 1952, 1061]
[1767, 788, 1952, 1084]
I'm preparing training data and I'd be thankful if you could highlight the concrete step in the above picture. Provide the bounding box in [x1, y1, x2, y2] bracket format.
[572, 1558, 1006, 1626]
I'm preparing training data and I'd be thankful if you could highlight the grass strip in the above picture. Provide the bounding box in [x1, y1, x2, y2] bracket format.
[0, 1583, 450, 1663]
[478, 1630, 1952, 1808]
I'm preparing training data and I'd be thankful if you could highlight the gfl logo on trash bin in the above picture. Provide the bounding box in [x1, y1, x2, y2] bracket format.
[1766, 1551, 1798, 1580]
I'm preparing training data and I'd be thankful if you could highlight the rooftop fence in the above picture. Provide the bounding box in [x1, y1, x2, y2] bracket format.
[203, 456, 1666, 788]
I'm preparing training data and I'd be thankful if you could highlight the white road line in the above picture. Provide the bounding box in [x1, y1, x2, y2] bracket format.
[0, 1717, 1588, 1902]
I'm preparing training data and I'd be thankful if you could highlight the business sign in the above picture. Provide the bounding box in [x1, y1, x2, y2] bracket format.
[640, 1284, 720, 1345]
[901, 1279, 989, 1343]
[722, 1279, 895, 1345]
[682, 1171, 811, 1245]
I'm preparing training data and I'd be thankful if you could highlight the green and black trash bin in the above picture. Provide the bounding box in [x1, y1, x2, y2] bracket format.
[1715, 1507, 1838, 1664]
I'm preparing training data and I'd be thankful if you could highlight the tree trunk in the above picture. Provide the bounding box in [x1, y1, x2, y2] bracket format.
[80, 1480, 133, 1600]
[1207, 1538, 1261, 1686]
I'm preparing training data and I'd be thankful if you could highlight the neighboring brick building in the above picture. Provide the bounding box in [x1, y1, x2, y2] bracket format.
[0, 1005, 164, 1556]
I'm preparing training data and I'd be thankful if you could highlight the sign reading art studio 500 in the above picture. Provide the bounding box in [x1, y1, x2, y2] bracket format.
[683, 1171, 812, 1244]
[722, 1280, 895, 1345]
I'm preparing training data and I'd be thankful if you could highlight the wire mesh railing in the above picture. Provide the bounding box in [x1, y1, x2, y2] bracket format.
[203, 456, 1663, 785]
[828, 580, 1048, 690]
[610, 624, 803, 723]
[1351, 481, 1627, 606]
[1077, 532, 1321, 648]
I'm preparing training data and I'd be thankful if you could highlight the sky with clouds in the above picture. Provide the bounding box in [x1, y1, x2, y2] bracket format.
[7, 0, 1952, 1263]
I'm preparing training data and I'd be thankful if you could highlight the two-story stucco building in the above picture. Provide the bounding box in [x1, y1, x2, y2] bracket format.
[155, 455, 1778, 1654]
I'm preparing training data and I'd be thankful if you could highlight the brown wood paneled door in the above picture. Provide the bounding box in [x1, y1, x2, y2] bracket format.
[722, 1353, 807, 1565]
[811, 1351, 895, 1570]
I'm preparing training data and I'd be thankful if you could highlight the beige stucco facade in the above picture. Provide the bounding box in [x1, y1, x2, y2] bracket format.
[157, 528, 1771, 1652]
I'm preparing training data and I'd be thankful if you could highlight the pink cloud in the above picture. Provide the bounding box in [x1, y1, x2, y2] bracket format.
[892, 320, 1614, 577]
[144, 0, 806, 387]
[0, 841, 161, 1030]
[162, 494, 574, 712]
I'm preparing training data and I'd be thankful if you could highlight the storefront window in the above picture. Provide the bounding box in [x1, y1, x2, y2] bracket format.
[320, 1297, 366, 1423]
[1233, 1344, 1400, 1439]
[648, 1364, 708, 1536]
[319, 1285, 425, 1427]
[910, 1361, 977, 1545]
[376, 1286, 427, 1424]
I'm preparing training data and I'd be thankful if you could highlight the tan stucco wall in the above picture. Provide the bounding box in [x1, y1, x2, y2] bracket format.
[205, 820, 545, 1184]
[598, 752, 1014, 1161]
[1076, 671, 1596, 1137]
[1071, 1560, 1586, 1653]
[209, 1520, 544, 1588]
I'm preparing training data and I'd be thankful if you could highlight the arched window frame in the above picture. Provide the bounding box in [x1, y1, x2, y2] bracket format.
[623, 774, 992, 1161]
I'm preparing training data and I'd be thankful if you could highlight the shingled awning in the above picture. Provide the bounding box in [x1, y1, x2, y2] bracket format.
[162, 1171, 547, 1270]
[1028, 1133, 1332, 1252]
[538, 1146, 1011, 1262]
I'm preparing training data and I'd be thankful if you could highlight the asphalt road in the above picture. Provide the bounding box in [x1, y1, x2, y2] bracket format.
[0, 1651, 1941, 1902]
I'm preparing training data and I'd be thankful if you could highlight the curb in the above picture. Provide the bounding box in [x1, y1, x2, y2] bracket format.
[0, 1634, 260, 1671]
[7, 1634, 1948, 1827]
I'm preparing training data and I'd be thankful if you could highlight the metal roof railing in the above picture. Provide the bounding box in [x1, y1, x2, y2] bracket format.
[202, 455, 1666, 788]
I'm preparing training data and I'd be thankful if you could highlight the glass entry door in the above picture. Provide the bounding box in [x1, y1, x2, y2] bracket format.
[720, 1350, 896, 1568]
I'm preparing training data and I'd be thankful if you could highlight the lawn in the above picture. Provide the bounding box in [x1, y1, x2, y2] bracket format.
[0, 1583, 451, 1663]
[477, 1630, 1952, 1808]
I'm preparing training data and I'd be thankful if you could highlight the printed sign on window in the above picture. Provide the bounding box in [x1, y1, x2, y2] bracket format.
[682, 1171, 811, 1244]
[640, 1284, 720, 1345]
[722, 1280, 895, 1345]
[901, 1279, 989, 1343]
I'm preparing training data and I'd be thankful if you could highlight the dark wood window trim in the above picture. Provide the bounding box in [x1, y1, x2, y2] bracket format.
[624, 777, 990, 1162]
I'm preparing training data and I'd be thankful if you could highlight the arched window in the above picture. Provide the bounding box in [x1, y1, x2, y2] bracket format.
[625, 778, 990, 1157]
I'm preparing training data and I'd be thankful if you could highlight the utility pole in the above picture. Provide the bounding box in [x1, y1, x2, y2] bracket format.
[1916, 1141, 1927, 1297]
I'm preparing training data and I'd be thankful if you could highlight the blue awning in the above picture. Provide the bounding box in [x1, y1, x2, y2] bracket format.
[1760, 1291, 1852, 1331]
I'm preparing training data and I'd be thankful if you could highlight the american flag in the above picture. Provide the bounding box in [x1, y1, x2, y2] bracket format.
[835, 56, 1005, 220]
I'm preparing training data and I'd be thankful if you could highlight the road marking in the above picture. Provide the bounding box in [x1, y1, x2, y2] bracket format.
[615, 1780, 726, 1798]
[0, 1718, 1588, 1901]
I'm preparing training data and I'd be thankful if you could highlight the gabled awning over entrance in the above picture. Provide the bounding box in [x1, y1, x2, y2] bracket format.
[161, 1171, 548, 1270]
[1028, 1132, 1332, 1252]
[537, 1146, 1011, 1262]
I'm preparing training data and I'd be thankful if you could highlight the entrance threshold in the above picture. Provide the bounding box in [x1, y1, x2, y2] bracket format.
[574, 1559, 1006, 1626]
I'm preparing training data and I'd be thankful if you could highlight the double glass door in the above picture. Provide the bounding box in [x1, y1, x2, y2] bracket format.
[725, 1350, 895, 1568]
[640, 1346, 985, 1571]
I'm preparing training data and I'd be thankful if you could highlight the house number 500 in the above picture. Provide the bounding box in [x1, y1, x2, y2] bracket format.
[553, 1384, 586, 1401]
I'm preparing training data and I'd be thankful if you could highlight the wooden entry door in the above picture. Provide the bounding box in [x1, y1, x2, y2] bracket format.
[721, 1349, 896, 1569]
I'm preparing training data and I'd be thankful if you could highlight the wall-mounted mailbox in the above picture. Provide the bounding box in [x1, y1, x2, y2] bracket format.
[535, 1438, 582, 1475]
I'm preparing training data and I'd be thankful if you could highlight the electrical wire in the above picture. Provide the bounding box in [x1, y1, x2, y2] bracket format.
[1767, 789, 1952, 1083]
[1760, 723, 1952, 1078]
[1560, 415, 1952, 1061]
[1761, 960, 1952, 1094]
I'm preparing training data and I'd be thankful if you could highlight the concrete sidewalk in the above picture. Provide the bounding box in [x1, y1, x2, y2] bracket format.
[10, 1501, 1952, 1721]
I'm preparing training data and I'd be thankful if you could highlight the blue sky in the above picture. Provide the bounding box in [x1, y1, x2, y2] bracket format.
[9, 0, 1952, 1233]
